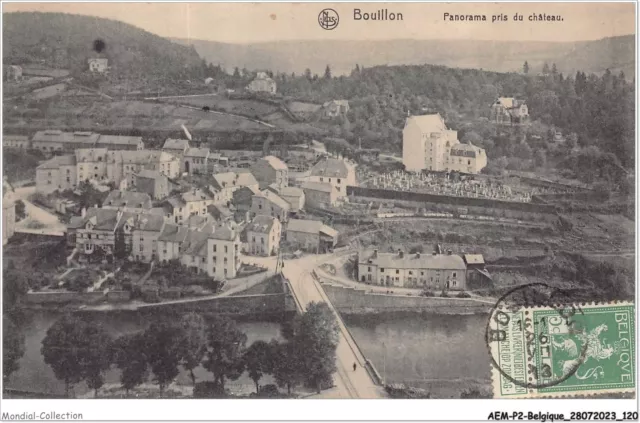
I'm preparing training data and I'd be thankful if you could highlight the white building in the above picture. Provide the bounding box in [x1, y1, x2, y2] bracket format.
[88, 58, 109, 73]
[308, 158, 356, 199]
[246, 72, 276, 94]
[402, 113, 487, 174]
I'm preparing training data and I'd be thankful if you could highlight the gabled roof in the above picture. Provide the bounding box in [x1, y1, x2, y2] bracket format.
[209, 224, 238, 241]
[254, 190, 290, 210]
[32, 130, 99, 146]
[259, 155, 288, 171]
[450, 143, 483, 158]
[78, 207, 127, 231]
[247, 215, 277, 234]
[182, 188, 213, 203]
[136, 169, 167, 180]
[185, 147, 210, 158]
[96, 135, 143, 147]
[102, 190, 152, 210]
[158, 223, 189, 242]
[464, 254, 485, 265]
[163, 138, 190, 151]
[119, 150, 176, 165]
[211, 171, 258, 190]
[302, 181, 334, 193]
[310, 158, 350, 178]
[37, 155, 76, 169]
[286, 218, 337, 238]
[360, 249, 467, 270]
[134, 214, 165, 232]
[405, 114, 447, 133]
[232, 185, 262, 201]
[182, 229, 210, 257]
[164, 196, 186, 210]
[208, 203, 233, 219]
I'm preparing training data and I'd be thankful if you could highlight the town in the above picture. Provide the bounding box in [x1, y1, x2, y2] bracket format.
[2, 6, 634, 405]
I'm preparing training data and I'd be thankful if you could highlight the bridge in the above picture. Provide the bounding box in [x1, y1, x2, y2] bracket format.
[281, 254, 386, 399]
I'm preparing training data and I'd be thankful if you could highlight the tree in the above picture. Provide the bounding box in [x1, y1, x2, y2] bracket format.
[243, 340, 275, 393]
[271, 340, 303, 395]
[533, 149, 547, 168]
[114, 228, 130, 260]
[82, 323, 113, 397]
[523, 61, 529, 74]
[3, 261, 29, 312]
[542, 62, 550, 75]
[324, 65, 332, 80]
[3, 317, 25, 384]
[14, 200, 25, 221]
[179, 313, 207, 386]
[41, 315, 89, 398]
[111, 333, 149, 396]
[203, 315, 247, 390]
[551, 63, 558, 75]
[143, 319, 183, 396]
[289, 302, 339, 393]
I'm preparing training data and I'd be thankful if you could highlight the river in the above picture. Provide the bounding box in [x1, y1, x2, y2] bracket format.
[6, 310, 490, 398]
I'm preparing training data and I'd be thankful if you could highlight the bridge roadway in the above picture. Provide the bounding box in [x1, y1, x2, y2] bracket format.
[278, 253, 386, 399]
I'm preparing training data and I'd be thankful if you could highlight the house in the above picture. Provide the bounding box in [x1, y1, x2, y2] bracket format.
[250, 156, 289, 190]
[75, 148, 109, 183]
[323, 100, 350, 118]
[131, 214, 166, 262]
[246, 215, 281, 256]
[308, 157, 356, 198]
[402, 113, 488, 174]
[184, 147, 210, 175]
[102, 190, 152, 213]
[357, 248, 467, 290]
[182, 188, 215, 217]
[285, 219, 338, 253]
[232, 185, 262, 214]
[95, 135, 144, 151]
[4, 135, 30, 149]
[463, 254, 493, 289]
[251, 190, 290, 222]
[204, 77, 214, 85]
[301, 181, 338, 208]
[276, 186, 305, 212]
[207, 204, 234, 223]
[490, 97, 530, 125]
[88, 58, 109, 73]
[162, 138, 190, 156]
[135, 169, 171, 200]
[71, 208, 136, 257]
[35, 155, 77, 194]
[157, 224, 189, 262]
[32, 130, 100, 154]
[180, 228, 212, 273]
[162, 197, 187, 225]
[246, 71, 276, 94]
[206, 223, 241, 280]
[3, 65, 23, 82]
[3, 180, 16, 245]
[108, 150, 180, 187]
[210, 171, 259, 204]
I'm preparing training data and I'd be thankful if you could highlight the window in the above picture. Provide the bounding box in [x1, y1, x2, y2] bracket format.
[421, 271, 424, 275]
[224, 269, 228, 276]
[252, 236, 256, 242]
[368, 266, 371, 272]
[452, 272, 457, 278]
[213, 245, 217, 252]
[380, 268, 384, 272]
[320, 177, 324, 182]
[224, 258, 228, 264]
[224, 246, 228, 253]
[409, 271, 413, 275]
[259, 204, 262, 209]
[337, 178, 341, 183]
[395, 270, 399, 274]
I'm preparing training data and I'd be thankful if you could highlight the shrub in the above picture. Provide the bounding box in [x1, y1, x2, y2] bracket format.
[420, 290, 435, 297]
[456, 291, 471, 298]
[193, 381, 226, 398]
[440, 290, 449, 298]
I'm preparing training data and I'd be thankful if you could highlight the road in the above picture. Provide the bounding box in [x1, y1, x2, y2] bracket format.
[13, 186, 66, 235]
[278, 254, 386, 399]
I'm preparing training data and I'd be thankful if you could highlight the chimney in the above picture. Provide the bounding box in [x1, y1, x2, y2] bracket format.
[372, 249, 378, 259]
[447, 250, 452, 255]
[81, 207, 87, 218]
[398, 249, 404, 259]
[432, 251, 437, 256]
[416, 252, 420, 258]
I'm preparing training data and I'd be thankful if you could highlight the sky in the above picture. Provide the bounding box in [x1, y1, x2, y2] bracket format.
[3, 2, 636, 44]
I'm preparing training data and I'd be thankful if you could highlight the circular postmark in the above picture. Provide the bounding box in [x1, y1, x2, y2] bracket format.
[485, 283, 590, 391]
[318, 8, 339, 30]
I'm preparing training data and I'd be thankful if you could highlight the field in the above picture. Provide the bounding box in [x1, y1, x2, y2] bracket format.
[159, 95, 280, 118]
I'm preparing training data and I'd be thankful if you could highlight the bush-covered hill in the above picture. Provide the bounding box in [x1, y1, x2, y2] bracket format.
[3, 12, 205, 80]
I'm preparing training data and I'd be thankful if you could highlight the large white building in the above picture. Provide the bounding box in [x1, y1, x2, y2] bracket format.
[402, 114, 487, 174]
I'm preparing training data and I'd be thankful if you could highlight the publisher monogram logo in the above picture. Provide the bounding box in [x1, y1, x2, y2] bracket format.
[318, 9, 339, 30]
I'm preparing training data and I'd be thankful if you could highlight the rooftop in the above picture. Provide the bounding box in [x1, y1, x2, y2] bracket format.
[286, 218, 337, 238]
[259, 155, 288, 171]
[134, 213, 165, 232]
[96, 135, 143, 147]
[185, 147, 210, 158]
[162, 138, 190, 151]
[302, 181, 334, 193]
[136, 169, 167, 180]
[405, 113, 448, 133]
[280, 186, 304, 197]
[158, 223, 189, 242]
[360, 249, 466, 270]
[211, 171, 258, 190]
[102, 190, 152, 210]
[255, 189, 290, 210]
[37, 155, 76, 169]
[247, 215, 277, 234]
[464, 254, 485, 265]
[310, 158, 350, 178]
[75, 148, 108, 163]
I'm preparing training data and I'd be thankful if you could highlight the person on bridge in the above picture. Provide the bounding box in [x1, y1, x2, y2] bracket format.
[353, 362, 357, 372]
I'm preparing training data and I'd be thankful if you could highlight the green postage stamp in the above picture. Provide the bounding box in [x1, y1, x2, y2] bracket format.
[488, 301, 635, 398]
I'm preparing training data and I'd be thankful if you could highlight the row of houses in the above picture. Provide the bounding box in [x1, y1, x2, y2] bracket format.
[356, 248, 490, 291]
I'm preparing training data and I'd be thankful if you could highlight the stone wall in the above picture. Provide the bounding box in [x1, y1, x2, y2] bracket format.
[321, 283, 492, 315]
[25, 290, 131, 304]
